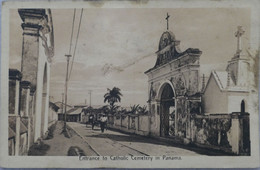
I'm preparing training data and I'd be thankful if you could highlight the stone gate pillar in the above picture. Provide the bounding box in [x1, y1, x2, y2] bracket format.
[231, 112, 250, 155]
[9, 69, 22, 155]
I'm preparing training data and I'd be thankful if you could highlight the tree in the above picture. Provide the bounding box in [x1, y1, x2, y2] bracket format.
[130, 104, 140, 114]
[138, 105, 149, 115]
[118, 107, 127, 114]
[104, 87, 123, 114]
[101, 105, 110, 115]
[110, 105, 120, 115]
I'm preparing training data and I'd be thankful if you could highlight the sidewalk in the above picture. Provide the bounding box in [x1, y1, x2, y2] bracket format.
[28, 121, 98, 156]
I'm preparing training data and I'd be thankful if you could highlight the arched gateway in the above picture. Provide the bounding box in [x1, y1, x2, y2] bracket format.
[145, 23, 202, 139]
[158, 82, 175, 137]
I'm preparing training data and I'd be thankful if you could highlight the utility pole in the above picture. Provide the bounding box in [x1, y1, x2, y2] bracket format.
[61, 93, 64, 114]
[64, 54, 72, 130]
[88, 90, 92, 107]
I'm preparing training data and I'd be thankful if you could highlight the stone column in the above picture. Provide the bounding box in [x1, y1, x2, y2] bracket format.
[20, 81, 31, 117]
[231, 112, 242, 154]
[18, 9, 46, 91]
[9, 69, 22, 115]
[28, 89, 36, 147]
[155, 100, 161, 136]
[175, 97, 179, 136]
[41, 92, 47, 137]
[20, 81, 31, 153]
[9, 69, 22, 155]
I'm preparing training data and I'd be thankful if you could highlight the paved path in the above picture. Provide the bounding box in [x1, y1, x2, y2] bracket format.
[68, 122, 201, 156]
[43, 121, 98, 156]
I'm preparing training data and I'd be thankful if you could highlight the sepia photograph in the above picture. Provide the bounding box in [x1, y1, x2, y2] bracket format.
[1, 0, 259, 168]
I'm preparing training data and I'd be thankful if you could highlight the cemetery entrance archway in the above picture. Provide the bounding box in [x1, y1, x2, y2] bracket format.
[159, 82, 176, 137]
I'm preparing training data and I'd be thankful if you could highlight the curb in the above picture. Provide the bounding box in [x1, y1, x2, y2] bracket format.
[67, 123, 101, 156]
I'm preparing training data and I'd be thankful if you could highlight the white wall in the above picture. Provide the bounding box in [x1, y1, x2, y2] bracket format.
[34, 37, 50, 141]
[139, 116, 149, 132]
[203, 76, 228, 114]
[228, 92, 248, 113]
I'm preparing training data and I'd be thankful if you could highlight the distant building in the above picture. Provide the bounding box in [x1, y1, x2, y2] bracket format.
[58, 108, 83, 122]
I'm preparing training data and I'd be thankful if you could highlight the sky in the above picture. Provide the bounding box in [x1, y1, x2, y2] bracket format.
[9, 8, 251, 106]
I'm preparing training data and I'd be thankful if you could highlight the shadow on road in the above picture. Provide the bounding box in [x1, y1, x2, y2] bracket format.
[83, 129, 235, 156]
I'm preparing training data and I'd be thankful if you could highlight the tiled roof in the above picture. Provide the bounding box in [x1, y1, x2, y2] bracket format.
[205, 70, 248, 92]
[67, 108, 82, 115]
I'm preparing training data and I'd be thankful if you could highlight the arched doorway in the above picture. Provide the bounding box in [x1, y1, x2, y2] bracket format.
[40, 64, 47, 137]
[159, 83, 175, 137]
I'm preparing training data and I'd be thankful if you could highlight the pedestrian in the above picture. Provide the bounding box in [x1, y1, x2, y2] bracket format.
[89, 114, 94, 129]
[100, 114, 107, 133]
[104, 115, 108, 130]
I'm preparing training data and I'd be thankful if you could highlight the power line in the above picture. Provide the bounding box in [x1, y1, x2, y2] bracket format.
[62, 9, 75, 116]
[69, 9, 76, 55]
[68, 8, 84, 80]
[89, 90, 92, 107]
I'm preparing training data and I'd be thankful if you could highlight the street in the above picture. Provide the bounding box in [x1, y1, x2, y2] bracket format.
[68, 122, 201, 156]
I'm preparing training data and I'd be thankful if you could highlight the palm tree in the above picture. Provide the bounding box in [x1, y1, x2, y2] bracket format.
[110, 105, 120, 115]
[101, 105, 110, 115]
[138, 105, 148, 115]
[104, 87, 123, 114]
[119, 107, 127, 115]
[130, 104, 140, 114]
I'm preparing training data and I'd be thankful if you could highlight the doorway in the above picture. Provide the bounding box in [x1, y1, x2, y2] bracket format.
[159, 83, 175, 137]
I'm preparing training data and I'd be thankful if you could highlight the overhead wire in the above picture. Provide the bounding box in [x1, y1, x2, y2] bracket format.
[69, 8, 84, 80]
[69, 9, 76, 55]
[64, 8, 76, 103]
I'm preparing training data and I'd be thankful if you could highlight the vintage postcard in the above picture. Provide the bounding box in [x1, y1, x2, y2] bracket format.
[1, 0, 259, 168]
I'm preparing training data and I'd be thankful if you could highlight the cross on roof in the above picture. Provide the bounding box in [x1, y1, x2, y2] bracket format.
[235, 26, 245, 38]
[165, 13, 170, 30]
[235, 26, 245, 54]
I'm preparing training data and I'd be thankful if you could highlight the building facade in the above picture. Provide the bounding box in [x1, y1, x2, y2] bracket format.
[8, 9, 55, 155]
[145, 30, 202, 139]
[143, 25, 251, 155]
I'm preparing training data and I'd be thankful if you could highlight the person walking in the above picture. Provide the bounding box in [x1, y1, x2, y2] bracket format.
[89, 114, 94, 129]
[100, 114, 107, 133]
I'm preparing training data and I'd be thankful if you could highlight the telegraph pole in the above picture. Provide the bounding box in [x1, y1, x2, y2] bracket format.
[88, 90, 92, 107]
[64, 54, 71, 130]
[61, 93, 64, 114]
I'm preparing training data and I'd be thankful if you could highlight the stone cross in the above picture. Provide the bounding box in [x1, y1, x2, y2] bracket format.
[235, 26, 245, 55]
[165, 13, 170, 30]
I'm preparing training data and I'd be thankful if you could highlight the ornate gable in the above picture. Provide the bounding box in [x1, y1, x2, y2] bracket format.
[152, 31, 201, 70]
